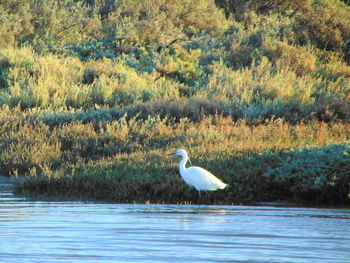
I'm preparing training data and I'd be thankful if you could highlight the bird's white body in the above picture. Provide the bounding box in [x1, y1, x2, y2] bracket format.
[171, 149, 227, 192]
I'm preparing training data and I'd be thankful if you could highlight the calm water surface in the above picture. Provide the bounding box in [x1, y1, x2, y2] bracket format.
[0, 185, 349, 262]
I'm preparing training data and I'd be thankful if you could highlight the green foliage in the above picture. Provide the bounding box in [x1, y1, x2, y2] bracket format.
[0, 0, 228, 51]
[0, 0, 102, 49]
[0, 0, 349, 204]
[0, 119, 61, 174]
[263, 143, 350, 203]
[111, 0, 228, 46]
[155, 47, 202, 85]
[294, 0, 350, 52]
[14, 139, 350, 205]
[216, 0, 350, 61]
[2, 109, 349, 204]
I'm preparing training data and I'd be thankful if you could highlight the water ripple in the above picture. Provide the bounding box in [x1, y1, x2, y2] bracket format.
[0, 190, 349, 262]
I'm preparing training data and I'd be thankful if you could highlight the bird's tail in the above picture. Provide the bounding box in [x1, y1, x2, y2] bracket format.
[219, 182, 228, 189]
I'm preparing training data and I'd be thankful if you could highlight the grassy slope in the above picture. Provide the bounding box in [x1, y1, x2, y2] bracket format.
[0, 0, 349, 204]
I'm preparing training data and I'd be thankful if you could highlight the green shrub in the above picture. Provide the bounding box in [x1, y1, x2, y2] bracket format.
[294, 0, 350, 53]
[155, 47, 202, 85]
[263, 143, 350, 203]
[0, 0, 102, 49]
[0, 120, 61, 174]
[205, 59, 316, 105]
[111, 0, 229, 46]
[264, 41, 317, 76]
[14, 140, 350, 204]
[316, 53, 350, 81]
[216, 0, 350, 61]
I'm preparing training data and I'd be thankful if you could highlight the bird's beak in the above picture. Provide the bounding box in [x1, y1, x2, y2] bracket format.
[168, 152, 176, 156]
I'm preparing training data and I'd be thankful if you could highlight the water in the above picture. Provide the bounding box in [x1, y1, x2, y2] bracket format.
[0, 186, 349, 262]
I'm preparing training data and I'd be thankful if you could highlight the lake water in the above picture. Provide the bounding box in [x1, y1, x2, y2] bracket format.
[0, 182, 349, 262]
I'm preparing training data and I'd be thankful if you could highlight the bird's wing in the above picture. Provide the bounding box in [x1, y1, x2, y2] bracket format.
[186, 166, 227, 191]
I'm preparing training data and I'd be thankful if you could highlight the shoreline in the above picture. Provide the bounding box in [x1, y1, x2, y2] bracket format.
[0, 175, 13, 191]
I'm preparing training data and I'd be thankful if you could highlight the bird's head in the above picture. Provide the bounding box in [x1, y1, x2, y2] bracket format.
[169, 149, 187, 158]
[168, 149, 192, 166]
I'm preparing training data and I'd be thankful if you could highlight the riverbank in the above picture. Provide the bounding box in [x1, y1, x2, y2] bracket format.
[12, 135, 350, 205]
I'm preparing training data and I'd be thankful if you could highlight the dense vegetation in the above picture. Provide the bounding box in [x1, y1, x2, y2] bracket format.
[0, 0, 349, 205]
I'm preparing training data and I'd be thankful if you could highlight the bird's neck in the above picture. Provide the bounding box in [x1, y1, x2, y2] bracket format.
[179, 155, 188, 174]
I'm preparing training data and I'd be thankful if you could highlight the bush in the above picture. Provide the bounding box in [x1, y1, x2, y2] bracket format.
[264, 41, 317, 76]
[14, 140, 350, 204]
[263, 143, 350, 203]
[294, 0, 350, 53]
[111, 0, 229, 46]
[0, 0, 102, 49]
[216, 0, 350, 61]
[0, 120, 61, 174]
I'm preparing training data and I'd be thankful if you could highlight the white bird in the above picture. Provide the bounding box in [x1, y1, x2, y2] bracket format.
[169, 149, 227, 194]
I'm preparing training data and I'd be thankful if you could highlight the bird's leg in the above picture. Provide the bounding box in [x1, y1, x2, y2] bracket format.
[198, 191, 201, 206]
[205, 191, 211, 204]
